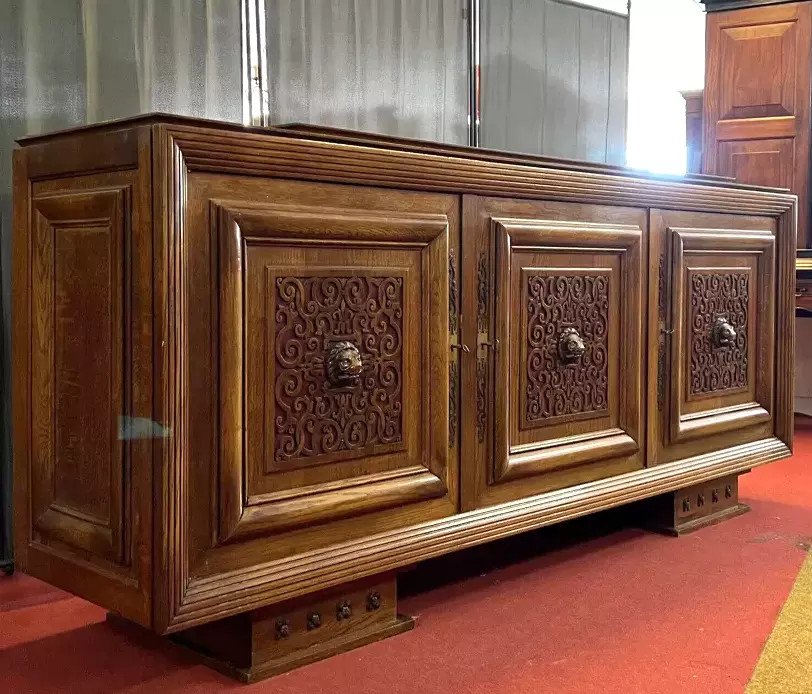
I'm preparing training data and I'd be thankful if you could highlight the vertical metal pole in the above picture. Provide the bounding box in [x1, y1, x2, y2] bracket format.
[468, 0, 481, 147]
[241, 0, 270, 127]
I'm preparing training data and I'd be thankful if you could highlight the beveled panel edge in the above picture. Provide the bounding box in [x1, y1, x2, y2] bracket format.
[161, 436, 789, 633]
[225, 470, 447, 543]
[499, 431, 639, 483]
[669, 226, 776, 443]
[163, 126, 796, 217]
[675, 404, 771, 441]
[492, 217, 644, 483]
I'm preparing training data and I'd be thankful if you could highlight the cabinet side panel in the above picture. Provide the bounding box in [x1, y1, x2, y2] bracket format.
[13, 128, 153, 627]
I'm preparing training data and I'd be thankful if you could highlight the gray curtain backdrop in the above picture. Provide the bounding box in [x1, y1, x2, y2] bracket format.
[265, 0, 469, 145]
[0, 0, 241, 571]
[481, 0, 629, 164]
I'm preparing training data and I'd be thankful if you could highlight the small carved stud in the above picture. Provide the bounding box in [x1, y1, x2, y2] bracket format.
[682, 498, 691, 513]
[712, 489, 719, 503]
[697, 493, 705, 508]
[307, 612, 322, 630]
[725, 484, 733, 499]
[336, 600, 352, 621]
[366, 592, 381, 611]
[275, 618, 290, 640]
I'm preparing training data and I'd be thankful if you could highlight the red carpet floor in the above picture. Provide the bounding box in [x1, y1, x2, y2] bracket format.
[2, 425, 811, 693]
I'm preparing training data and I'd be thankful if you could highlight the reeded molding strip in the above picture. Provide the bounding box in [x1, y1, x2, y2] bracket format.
[164, 126, 796, 218]
[166, 436, 789, 632]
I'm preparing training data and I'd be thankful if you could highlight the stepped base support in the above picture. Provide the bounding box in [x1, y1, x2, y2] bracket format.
[641, 473, 750, 536]
[171, 576, 414, 683]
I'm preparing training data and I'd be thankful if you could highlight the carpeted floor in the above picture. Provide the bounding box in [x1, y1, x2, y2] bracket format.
[746, 551, 812, 693]
[2, 424, 811, 693]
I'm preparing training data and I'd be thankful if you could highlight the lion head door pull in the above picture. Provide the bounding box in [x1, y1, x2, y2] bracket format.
[711, 317, 737, 349]
[325, 341, 363, 387]
[557, 327, 586, 363]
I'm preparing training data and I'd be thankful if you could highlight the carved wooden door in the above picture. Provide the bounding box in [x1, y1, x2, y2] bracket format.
[210, 186, 459, 545]
[173, 173, 460, 586]
[647, 209, 776, 465]
[460, 197, 646, 510]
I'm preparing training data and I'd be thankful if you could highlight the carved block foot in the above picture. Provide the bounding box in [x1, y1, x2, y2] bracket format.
[640, 473, 750, 536]
[172, 576, 413, 683]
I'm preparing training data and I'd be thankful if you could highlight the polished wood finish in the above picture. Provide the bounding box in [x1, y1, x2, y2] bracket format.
[13, 129, 154, 626]
[641, 473, 749, 536]
[647, 209, 777, 466]
[12, 116, 795, 677]
[461, 197, 646, 510]
[703, 1, 812, 247]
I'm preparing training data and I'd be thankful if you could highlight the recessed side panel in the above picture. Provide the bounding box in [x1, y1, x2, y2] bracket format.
[14, 129, 153, 627]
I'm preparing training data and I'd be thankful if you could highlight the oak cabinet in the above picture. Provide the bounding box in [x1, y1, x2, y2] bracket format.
[12, 116, 796, 675]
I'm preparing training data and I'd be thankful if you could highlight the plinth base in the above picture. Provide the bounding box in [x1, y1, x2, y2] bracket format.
[172, 576, 413, 683]
[641, 473, 750, 536]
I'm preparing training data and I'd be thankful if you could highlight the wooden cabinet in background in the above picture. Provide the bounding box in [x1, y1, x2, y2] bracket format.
[681, 90, 704, 175]
[703, 1, 812, 247]
[12, 115, 797, 681]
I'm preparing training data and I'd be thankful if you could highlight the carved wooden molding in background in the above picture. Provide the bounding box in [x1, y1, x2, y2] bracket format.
[525, 274, 610, 422]
[476, 249, 489, 443]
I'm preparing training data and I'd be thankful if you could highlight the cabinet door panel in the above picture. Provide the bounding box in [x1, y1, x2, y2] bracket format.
[213, 197, 456, 543]
[649, 210, 776, 464]
[18, 162, 153, 626]
[461, 197, 646, 509]
[704, 2, 811, 246]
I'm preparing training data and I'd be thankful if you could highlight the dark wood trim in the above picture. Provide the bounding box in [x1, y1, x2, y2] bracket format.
[701, 0, 800, 12]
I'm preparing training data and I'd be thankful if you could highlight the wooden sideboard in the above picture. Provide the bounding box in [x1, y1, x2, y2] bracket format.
[12, 115, 796, 681]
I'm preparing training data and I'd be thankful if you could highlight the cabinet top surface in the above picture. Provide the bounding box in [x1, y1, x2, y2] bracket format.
[15, 111, 793, 195]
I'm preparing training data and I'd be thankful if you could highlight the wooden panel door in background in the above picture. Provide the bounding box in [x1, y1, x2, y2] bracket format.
[703, 2, 811, 247]
[460, 197, 646, 510]
[648, 209, 776, 466]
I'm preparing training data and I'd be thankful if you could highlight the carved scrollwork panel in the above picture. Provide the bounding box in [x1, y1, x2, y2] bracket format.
[273, 274, 404, 464]
[476, 357, 487, 443]
[449, 361, 459, 447]
[525, 273, 610, 423]
[688, 271, 749, 395]
[477, 251, 489, 333]
[449, 248, 458, 335]
[657, 251, 667, 409]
